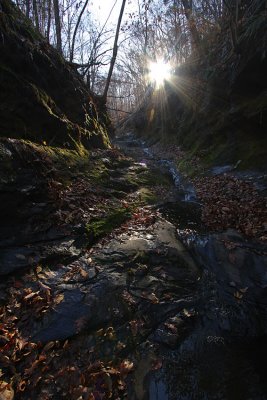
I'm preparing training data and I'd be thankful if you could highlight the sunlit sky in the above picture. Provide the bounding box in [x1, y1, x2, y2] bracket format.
[90, 1, 171, 87]
[91, 0, 137, 29]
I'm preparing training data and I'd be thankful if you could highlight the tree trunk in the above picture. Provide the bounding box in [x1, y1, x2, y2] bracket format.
[32, 0, 40, 31]
[181, 0, 201, 51]
[70, 0, 90, 62]
[102, 0, 127, 101]
[53, 0, 62, 55]
[46, 0, 51, 41]
[25, 0, 30, 18]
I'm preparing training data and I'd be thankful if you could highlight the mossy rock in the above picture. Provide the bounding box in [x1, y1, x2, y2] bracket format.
[136, 188, 158, 204]
[0, 0, 111, 149]
[86, 208, 132, 244]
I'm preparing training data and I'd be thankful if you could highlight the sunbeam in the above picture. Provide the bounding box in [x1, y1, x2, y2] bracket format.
[148, 60, 171, 88]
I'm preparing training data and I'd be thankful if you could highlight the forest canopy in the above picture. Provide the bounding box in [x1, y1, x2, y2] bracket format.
[13, 0, 266, 118]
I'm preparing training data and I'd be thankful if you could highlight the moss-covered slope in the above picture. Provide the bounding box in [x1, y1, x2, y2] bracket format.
[0, 0, 110, 149]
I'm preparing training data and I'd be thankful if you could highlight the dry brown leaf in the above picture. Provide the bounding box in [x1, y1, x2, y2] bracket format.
[79, 268, 88, 278]
[0, 381, 14, 400]
[142, 292, 159, 304]
[54, 293, 64, 305]
[119, 360, 134, 375]
[234, 291, 243, 300]
[42, 341, 55, 353]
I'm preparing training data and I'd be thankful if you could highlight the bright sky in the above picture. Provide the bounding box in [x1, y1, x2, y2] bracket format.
[91, 0, 137, 29]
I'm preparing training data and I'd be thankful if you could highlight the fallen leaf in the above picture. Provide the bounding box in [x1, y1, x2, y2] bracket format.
[79, 268, 88, 278]
[164, 323, 177, 333]
[17, 380, 26, 392]
[142, 292, 159, 304]
[0, 381, 14, 400]
[151, 359, 163, 370]
[183, 308, 195, 317]
[54, 293, 64, 304]
[42, 341, 55, 353]
[36, 265, 42, 274]
[24, 291, 39, 301]
[234, 291, 243, 300]
[119, 360, 134, 375]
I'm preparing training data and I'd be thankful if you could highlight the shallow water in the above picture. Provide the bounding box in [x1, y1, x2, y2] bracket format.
[115, 135, 267, 400]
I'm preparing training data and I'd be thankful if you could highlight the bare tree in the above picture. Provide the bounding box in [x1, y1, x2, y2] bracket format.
[69, 0, 90, 62]
[46, 0, 52, 40]
[53, 0, 62, 54]
[102, 0, 127, 101]
[180, 0, 201, 51]
[32, 0, 40, 31]
[25, 0, 30, 18]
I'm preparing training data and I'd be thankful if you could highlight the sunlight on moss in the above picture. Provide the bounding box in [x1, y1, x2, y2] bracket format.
[86, 208, 131, 242]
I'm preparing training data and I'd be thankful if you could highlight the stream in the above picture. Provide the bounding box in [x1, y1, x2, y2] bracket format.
[114, 134, 267, 400]
[1, 134, 267, 399]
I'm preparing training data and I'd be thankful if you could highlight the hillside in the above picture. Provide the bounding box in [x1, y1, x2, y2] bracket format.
[0, 0, 110, 149]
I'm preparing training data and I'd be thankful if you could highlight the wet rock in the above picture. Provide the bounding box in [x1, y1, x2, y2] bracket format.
[190, 229, 267, 289]
[32, 269, 129, 342]
[151, 316, 192, 349]
[212, 165, 234, 175]
[114, 238, 155, 253]
[33, 288, 90, 342]
[0, 238, 80, 275]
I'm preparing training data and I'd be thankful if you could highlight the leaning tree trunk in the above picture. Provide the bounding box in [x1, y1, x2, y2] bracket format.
[102, 0, 127, 101]
[46, 0, 51, 41]
[69, 0, 90, 62]
[25, 0, 30, 18]
[53, 0, 62, 55]
[32, 0, 40, 31]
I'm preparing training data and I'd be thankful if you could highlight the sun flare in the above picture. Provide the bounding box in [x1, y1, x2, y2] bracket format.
[148, 60, 171, 87]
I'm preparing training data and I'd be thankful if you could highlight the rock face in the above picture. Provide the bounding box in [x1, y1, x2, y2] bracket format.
[0, 138, 82, 276]
[0, 0, 110, 149]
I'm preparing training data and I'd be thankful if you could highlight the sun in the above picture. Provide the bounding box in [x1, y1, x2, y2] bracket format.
[148, 60, 171, 87]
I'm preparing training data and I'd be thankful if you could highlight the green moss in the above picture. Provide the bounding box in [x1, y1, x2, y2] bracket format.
[30, 84, 60, 118]
[177, 158, 198, 177]
[86, 208, 131, 242]
[194, 128, 267, 171]
[236, 135, 267, 170]
[89, 162, 109, 182]
[113, 157, 132, 168]
[84, 113, 111, 148]
[126, 169, 171, 188]
[21, 141, 91, 184]
[137, 188, 157, 204]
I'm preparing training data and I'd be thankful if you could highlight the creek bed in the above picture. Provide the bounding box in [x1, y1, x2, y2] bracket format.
[114, 134, 267, 400]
